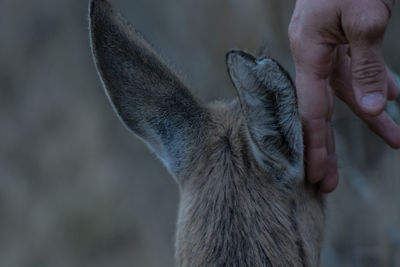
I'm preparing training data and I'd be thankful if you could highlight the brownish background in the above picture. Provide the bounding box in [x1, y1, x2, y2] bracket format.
[1, 0, 399, 266]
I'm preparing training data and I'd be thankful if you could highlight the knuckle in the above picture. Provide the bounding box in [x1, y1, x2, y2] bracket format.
[352, 60, 386, 86]
[381, 0, 395, 15]
[288, 22, 296, 41]
[288, 22, 302, 55]
[288, 31, 300, 52]
[349, 11, 389, 43]
[361, 20, 387, 40]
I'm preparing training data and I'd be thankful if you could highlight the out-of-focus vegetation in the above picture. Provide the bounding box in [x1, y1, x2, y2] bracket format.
[0, 0, 399, 266]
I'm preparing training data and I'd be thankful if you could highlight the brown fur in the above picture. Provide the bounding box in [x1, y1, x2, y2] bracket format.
[89, 0, 325, 266]
[176, 102, 324, 266]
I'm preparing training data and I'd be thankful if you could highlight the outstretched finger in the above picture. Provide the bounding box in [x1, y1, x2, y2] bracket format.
[387, 70, 400, 100]
[289, 0, 339, 190]
[363, 112, 400, 149]
[319, 124, 338, 193]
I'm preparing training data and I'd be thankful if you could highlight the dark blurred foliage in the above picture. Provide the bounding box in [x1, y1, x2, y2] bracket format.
[0, 0, 399, 266]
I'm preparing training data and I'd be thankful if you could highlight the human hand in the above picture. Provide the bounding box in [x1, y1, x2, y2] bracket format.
[288, 0, 400, 193]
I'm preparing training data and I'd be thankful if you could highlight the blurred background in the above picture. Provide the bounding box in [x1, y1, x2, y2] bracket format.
[1, 0, 399, 266]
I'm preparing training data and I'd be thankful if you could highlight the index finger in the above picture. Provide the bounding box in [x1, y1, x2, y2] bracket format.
[291, 38, 336, 185]
[296, 69, 332, 184]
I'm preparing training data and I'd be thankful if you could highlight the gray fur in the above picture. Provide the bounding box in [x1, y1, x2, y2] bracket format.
[226, 51, 304, 181]
[89, 0, 210, 176]
[89, 0, 324, 266]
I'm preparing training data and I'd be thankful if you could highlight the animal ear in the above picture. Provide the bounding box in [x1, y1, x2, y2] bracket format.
[89, 0, 209, 174]
[226, 50, 303, 178]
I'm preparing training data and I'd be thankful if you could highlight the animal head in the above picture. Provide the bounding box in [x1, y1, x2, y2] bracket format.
[89, 0, 324, 266]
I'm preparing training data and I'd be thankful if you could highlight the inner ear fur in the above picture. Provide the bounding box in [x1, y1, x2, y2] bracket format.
[226, 50, 304, 178]
[89, 0, 210, 175]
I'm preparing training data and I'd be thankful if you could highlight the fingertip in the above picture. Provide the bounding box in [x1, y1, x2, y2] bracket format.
[318, 156, 339, 194]
[364, 112, 400, 149]
[385, 125, 400, 149]
[319, 174, 339, 193]
[388, 140, 400, 149]
[306, 147, 328, 184]
[387, 70, 400, 100]
[386, 133, 400, 149]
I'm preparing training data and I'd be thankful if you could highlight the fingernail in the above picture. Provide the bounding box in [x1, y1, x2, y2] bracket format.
[361, 92, 384, 110]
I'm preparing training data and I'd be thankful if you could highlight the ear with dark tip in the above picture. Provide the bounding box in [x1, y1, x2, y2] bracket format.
[89, 0, 209, 175]
[226, 50, 303, 178]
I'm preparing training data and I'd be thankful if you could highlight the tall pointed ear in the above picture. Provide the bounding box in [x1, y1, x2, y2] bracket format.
[89, 0, 209, 175]
[226, 50, 303, 178]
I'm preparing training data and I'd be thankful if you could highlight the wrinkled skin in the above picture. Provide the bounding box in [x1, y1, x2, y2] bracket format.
[289, 0, 400, 193]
